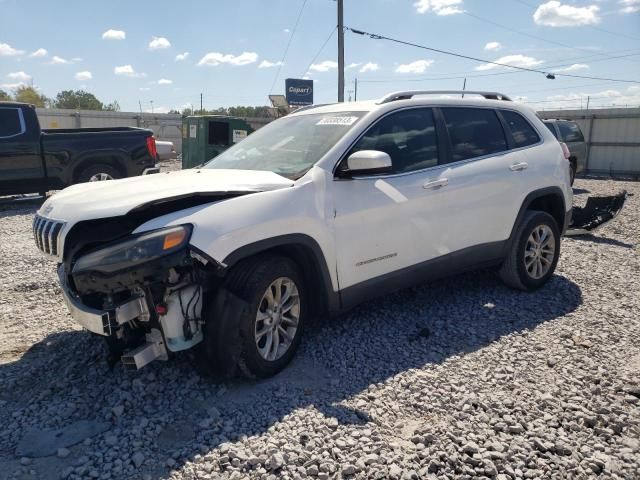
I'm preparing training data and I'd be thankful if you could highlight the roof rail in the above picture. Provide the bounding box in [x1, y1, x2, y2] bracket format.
[378, 90, 512, 104]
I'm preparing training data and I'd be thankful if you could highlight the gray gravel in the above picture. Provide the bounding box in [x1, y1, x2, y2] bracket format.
[0, 177, 638, 480]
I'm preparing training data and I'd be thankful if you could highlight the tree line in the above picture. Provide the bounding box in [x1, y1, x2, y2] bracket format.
[0, 86, 273, 117]
[0, 86, 120, 111]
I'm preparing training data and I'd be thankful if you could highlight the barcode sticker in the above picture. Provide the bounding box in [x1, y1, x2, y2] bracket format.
[316, 116, 359, 126]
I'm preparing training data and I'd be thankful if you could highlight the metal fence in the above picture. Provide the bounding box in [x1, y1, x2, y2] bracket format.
[538, 107, 640, 178]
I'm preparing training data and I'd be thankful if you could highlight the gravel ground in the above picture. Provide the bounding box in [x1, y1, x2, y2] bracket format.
[0, 177, 638, 480]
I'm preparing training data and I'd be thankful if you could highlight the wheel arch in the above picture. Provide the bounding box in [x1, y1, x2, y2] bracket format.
[222, 234, 339, 316]
[72, 152, 128, 183]
[509, 187, 567, 247]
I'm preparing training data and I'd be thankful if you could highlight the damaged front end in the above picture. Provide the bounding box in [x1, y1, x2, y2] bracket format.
[58, 224, 224, 369]
[566, 190, 628, 236]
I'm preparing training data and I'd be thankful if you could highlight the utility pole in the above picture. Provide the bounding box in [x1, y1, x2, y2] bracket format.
[586, 95, 590, 111]
[150, 100, 154, 114]
[462, 78, 466, 98]
[354, 77, 358, 101]
[200, 93, 203, 114]
[337, 0, 345, 102]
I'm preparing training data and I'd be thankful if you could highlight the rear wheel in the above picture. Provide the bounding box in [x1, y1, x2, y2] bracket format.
[202, 255, 306, 378]
[76, 164, 122, 183]
[499, 211, 560, 291]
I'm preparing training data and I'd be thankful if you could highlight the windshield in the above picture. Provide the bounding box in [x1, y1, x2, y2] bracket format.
[204, 112, 366, 179]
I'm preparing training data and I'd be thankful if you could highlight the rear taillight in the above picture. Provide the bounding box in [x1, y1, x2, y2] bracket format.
[560, 142, 570, 160]
[146, 136, 157, 160]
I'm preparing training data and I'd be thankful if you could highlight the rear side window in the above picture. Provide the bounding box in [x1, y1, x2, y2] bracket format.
[543, 122, 559, 139]
[0, 108, 23, 138]
[208, 121, 230, 146]
[350, 108, 439, 173]
[558, 122, 584, 142]
[442, 108, 507, 162]
[500, 110, 540, 148]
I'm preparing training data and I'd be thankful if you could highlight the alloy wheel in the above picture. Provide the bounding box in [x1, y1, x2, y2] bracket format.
[524, 224, 556, 279]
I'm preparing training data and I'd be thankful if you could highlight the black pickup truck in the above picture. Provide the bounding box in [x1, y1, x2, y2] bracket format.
[0, 102, 159, 196]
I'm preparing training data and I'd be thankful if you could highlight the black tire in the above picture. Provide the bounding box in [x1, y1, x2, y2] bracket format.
[499, 211, 561, 291]
[569, 159, 577, 186]
[76, 164, 122, 183]
[202, 255, 306, 379]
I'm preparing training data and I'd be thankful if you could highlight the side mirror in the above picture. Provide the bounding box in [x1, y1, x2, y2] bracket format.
[342, 150, 392, 177]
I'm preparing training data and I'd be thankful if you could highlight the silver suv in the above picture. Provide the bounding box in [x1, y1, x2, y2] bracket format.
[542, 119, 586, 185]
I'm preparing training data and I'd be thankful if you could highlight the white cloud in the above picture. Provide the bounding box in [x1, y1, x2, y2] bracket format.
[395, 60, 434, 74]
[0, 82, 26, 90]
[48, 55, 70, 65]
[139, 87, 150, 92]
[484, 41, 502, 51]
[283, 28, 291, 33]
[360, 62, 380, 73]
[533, 1, 600, 27]
[346, 63, 361, 70]
[146, 106, 171, 114]
[30, 48, 47, 58]
[102, 29, 126, 40]
[75, 71, 92, 81]
[475, 54, 543, 71]
[553, 63, 589, 73]
[413, 0, 464, 15]
[619, 0, 640, 13]
[8, 71, 31, 81]
[175, 52, 189, 61]
[0, 42, 24, 56]
[309, 60, 338, 72]
[198, 51, 258, 66]
[148, 36, 171, 50]
[157, 78, 173, 85]
[540, 88, 640, 109]
[114, 64, 146, 77]
[258, 60, 284, 68]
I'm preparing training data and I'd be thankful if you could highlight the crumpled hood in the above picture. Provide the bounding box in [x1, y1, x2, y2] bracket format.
[38, 169, 294, 223]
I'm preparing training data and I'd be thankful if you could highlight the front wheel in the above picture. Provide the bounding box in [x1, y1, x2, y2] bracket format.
[203, 255, 306, 378]
[499, 211, 561, 291]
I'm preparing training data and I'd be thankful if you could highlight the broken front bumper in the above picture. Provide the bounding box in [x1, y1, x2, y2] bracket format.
[57, 265, 150, 336]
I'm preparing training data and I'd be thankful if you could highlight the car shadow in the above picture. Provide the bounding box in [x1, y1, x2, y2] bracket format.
[0, 270, 583, 479]
[0, 196, 43, 217]
[572, 187, 590, 195]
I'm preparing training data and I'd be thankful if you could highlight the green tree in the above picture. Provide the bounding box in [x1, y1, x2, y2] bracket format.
[54, 90, 103, 110]
[0, 89, 12, 101]
[14, 86, 49, 107]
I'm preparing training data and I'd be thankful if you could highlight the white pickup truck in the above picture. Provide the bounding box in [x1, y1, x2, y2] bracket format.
[34, 91, 573, 378]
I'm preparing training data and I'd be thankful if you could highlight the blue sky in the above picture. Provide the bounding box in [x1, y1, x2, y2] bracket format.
[1, 0, 639, 112]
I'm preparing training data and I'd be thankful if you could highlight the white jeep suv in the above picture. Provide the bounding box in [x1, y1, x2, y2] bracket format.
[34, 91, 572, 377]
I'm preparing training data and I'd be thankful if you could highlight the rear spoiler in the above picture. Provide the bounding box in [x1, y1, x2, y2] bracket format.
[565, 191, 628, 236]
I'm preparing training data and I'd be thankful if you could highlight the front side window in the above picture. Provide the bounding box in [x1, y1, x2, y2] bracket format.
[500, 110, 540, 148]
[0, 108, 23, 138]
[543, 122, 559, 139]
[348, 108, 439, 173]
[442, 107, 507, 162]
[558, 122, 584, 142]
[205, 111, 365, 180]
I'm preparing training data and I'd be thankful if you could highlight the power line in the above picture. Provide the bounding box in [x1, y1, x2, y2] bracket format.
[346, 27, 640, 84]
[269, 0, 309, 94]
[356, 49, 640, 84]
[302, 26, 337, 77]
[510, 0, 640, 42]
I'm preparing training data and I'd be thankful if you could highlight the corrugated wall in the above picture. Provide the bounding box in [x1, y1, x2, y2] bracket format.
[539, 108, 640, 177]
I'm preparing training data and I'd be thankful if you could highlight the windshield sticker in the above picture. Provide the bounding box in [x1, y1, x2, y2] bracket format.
[317, 116, 359, 126]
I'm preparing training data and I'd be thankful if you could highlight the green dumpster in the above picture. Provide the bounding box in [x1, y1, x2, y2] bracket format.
[181, 115, 254, 169]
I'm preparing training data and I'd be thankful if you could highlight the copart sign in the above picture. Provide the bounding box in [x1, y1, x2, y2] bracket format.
[285, 78, 313, 106]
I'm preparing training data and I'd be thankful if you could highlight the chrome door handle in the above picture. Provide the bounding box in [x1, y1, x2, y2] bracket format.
[510, 162, 528, 171]
[422, 178, 449, 189]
